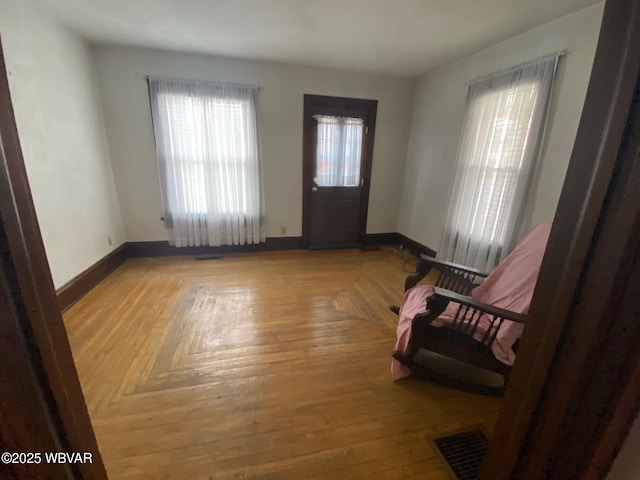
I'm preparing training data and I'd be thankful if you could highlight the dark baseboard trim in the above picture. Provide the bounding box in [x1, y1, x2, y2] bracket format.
[56, 243, 128, 313]
[55, 233, 433, 312]
[397, 233, 437, 258]
[361, 232, 400, 245]
[126, 236, 304, 257]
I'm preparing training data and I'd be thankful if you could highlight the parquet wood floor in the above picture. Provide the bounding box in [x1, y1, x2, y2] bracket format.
[63, 248, 501, 479]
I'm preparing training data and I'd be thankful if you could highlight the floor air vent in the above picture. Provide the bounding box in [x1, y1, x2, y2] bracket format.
[430, 426, 489, 480]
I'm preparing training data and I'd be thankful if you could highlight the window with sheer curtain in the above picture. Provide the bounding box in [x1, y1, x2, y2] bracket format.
[148, 77, 265, 247]
[439, 53, 560, 272]
[314, 115, 364, 186]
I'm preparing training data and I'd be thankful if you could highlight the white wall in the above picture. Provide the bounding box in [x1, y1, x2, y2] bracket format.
[607, 415, 640, 479]
[398, 3, 604, 251]
[93, 46, 415, 241]
[0, 0, 125, 288]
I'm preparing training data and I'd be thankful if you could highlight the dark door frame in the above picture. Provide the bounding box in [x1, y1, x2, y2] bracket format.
[301, 94, 378, 248]
[0, 41, 107, 478]
[481, 0, 640, 478]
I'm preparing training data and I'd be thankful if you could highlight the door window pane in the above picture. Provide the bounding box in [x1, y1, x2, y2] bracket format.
[315, 115, 363, 187]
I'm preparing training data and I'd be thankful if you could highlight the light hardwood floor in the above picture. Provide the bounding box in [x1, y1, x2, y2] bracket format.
[63, 248, 501, 479]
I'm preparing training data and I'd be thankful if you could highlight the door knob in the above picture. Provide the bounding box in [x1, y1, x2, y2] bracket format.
[312, 186, 318, 192]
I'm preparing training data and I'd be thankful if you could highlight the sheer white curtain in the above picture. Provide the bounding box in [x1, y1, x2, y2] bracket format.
[314, 115, 363, 186]
[148, 77, 265, 247]
[439, 53, 560, 272]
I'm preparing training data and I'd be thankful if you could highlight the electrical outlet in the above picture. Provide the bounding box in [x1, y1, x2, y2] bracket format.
[280, 227, 287, 235]
[107, 236, 113, 246]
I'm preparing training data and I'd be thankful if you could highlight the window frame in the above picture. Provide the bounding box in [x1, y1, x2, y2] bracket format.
[149, 83, 261, 221]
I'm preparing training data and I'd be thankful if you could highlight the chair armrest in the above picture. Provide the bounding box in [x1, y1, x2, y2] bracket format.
[432, 287, 526, 324]
[419, 255, 490, 278]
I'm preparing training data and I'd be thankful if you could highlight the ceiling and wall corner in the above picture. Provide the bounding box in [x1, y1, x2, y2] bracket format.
[397, 2, 605, 251]
[39, 0, 601, 76]
[0, 0, 125, 289]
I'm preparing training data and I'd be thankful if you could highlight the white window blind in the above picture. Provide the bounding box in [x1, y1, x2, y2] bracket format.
[314, 115, 363, 187]
[159, 94, 252, 215]
[463, 81, 539, 248]
[148, 78, 265, 247]
[439, 53, 560, 271]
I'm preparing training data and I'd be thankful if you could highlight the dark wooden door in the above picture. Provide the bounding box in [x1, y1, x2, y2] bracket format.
[302, 95, 377, 248]
[310, 186, 361, 246]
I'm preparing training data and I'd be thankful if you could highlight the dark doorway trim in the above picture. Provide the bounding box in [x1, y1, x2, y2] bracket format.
[480, 1, 640, 478]
[301, 94, 378, 248]
[0, 40, 108, 478]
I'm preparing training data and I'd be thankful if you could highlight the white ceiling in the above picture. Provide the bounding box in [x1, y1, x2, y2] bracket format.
[40, 0, 601, 76]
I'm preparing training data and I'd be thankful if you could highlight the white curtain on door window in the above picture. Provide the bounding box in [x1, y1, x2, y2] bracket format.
[148, 77, 265, 247]
[439, 53, 560, 272]
[315, 115, 363, 186]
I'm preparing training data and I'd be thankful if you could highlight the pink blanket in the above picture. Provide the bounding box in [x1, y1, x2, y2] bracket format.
[391, 222, 551, 381]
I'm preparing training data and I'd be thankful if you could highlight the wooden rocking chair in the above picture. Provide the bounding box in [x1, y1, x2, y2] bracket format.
[391, 222, 551, 394]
